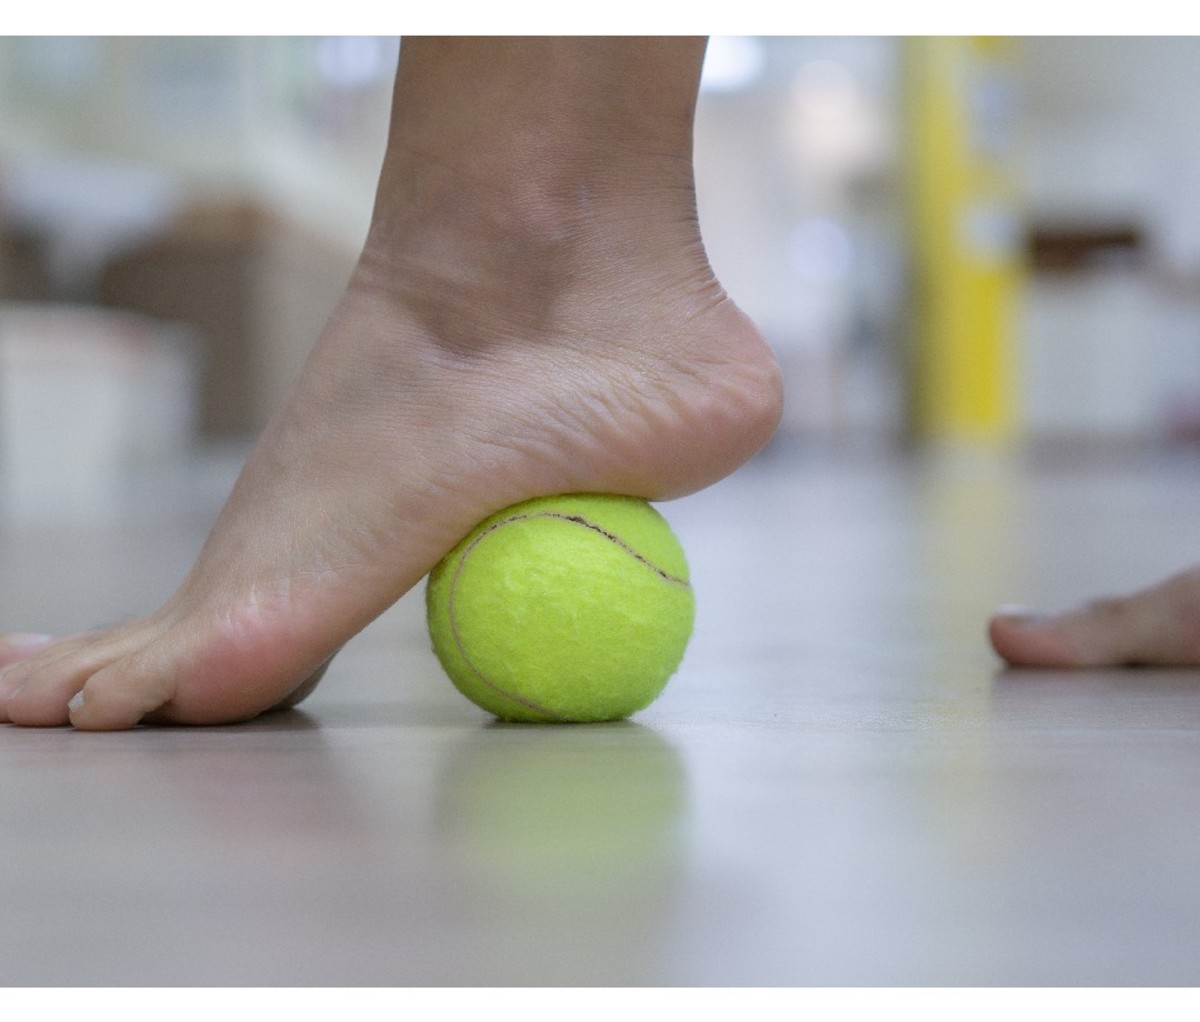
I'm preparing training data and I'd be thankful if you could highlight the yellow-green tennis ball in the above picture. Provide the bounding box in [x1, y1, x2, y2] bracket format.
[426, 493, 695, 723]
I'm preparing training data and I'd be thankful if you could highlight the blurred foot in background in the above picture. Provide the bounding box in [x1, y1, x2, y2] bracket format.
[990, 566, 1200, 668]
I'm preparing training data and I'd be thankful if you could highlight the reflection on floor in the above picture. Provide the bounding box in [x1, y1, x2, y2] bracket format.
[3, 442, 1200, 985]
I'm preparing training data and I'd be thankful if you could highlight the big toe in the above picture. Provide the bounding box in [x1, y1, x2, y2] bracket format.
[66, 655, 178, 731]
[988, 607, 1094, 668]
[990, 580, 1200, 669]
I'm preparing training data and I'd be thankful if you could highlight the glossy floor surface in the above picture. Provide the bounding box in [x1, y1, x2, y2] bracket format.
[3, 443, 1200, 986]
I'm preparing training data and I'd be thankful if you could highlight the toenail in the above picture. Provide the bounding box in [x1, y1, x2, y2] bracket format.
[68, 691, 86, 713]
[995, 605, 1050, 624]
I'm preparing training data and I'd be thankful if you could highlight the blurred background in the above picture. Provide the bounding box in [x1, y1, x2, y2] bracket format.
[2, 36, 1200, 522]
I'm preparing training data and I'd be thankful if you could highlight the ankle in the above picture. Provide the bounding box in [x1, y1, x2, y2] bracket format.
[367, 132, 700, 261]
[356, 158, 713, 351]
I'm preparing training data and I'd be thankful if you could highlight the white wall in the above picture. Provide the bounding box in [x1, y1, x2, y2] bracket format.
[1020, 37, 1200, 441]
[6, 37, 1200, 446]
[0, 37, 394, 256]
[695, 36, 904, 439]
[698, 36, 1200, 446]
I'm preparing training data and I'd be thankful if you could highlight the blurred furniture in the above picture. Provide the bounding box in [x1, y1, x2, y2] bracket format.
[99, 200, 355, 438]
[0, 303, 199, 523]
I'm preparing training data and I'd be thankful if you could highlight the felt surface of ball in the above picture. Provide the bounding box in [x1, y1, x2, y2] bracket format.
[426, 494, 695, 723]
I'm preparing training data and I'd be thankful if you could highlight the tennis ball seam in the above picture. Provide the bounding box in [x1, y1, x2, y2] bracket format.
[446, 509, 692, 721]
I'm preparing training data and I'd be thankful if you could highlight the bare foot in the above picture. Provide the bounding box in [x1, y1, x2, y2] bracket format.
[0, 236, 779, 730]
[989, 566, 1200, 668]
[0, 41, 783, 729]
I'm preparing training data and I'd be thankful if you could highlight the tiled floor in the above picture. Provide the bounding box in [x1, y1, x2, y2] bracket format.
[3, 442, 1200, 985]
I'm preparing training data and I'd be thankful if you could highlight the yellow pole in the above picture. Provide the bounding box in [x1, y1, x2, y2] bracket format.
[903, 36, 1024, 447]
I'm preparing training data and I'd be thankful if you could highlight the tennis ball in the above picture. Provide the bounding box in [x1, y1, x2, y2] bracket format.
[426, 493, 694, 723]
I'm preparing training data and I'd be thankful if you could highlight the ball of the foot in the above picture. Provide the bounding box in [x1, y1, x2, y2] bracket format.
[426, 493, 695, 723]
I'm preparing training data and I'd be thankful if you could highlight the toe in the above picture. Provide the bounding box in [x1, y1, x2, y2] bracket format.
[991, 598, 1142, 668]
[4, 666, 85, 726]
[990, 583, 1200, 669]
[0, 635, 59, 718]
[66, 624, 265, 729]
[988, 608, 1088, 668]
[0, 629, 150, 727]
[67, 656, 177, 731]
